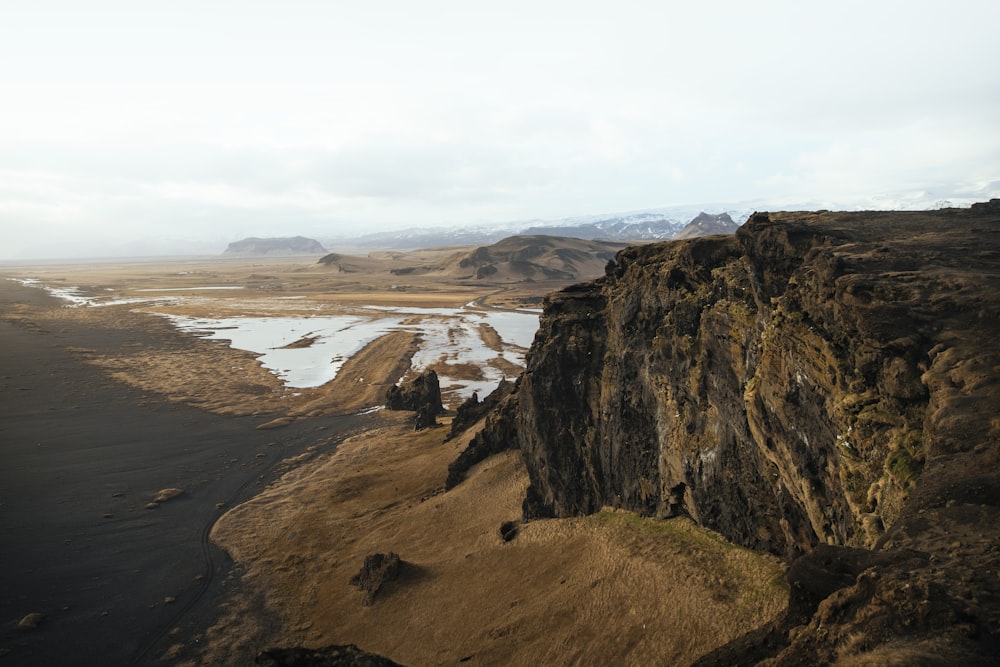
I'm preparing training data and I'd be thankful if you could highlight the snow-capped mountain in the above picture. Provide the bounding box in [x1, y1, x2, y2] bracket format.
[322, 205, 754, 251]
[318, 188, 994, 253]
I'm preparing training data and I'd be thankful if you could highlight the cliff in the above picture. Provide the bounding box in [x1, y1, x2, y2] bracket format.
[459, 201, 1000, 663]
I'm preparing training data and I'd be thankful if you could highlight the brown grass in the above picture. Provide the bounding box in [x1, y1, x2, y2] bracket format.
[834, 635, 982, 667]
[3, 255, 550, 419]
[4, 257, 788, 666]
[204, 414, 787, 666]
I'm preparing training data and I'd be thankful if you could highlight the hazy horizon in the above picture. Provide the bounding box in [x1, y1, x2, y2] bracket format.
[3, 1, 999, 260]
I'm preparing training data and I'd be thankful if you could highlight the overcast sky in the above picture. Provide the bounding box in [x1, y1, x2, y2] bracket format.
[2, 1, 999, 258]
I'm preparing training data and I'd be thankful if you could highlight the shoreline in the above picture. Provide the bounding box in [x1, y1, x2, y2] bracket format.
[0, 279, 374, 665]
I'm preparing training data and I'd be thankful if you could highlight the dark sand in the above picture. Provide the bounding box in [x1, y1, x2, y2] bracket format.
[0, 280, 369, 665]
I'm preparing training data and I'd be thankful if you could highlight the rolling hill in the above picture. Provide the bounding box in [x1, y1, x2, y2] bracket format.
[318, 235, 633, 285]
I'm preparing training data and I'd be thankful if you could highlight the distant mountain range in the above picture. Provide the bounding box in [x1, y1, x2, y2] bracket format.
[319, 207, 753, 252]
[312, 218, 743, 287]
[519, 212, 688, 241]
[223, 195, 990, 258]
[235, 210, 741, 259]
[318, 235, 631, 285]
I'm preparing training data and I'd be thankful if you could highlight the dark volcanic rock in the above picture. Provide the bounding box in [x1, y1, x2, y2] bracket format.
[462, 201, 1000, 663]
[224, 236, 327, 256]
[413, 404, 439, 431]
[447, 379, 515, 440]
[385, 370, 444, 419]
[499, 520, 520, 542]
[445, 383, 520, 490]
[256, 644, 404, 666]
[509, 205, 1000, 554]
[696, 534, 1000, 665]
[349, 552, 403, 605]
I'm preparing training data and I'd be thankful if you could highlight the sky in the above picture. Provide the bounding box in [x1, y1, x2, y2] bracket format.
[2, 1, 999, 259]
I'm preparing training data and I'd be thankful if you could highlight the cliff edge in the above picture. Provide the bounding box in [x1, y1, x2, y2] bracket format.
[460, 201, 1000, 663]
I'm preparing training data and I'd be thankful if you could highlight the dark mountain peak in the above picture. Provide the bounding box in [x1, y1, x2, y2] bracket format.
[224, 236, 327, 256]
[454, 235, 629, 283]
[692, 211, 735, 224]
[673, 212, 740, 239]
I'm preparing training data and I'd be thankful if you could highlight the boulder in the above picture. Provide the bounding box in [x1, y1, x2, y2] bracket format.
[349, 552, 403, 605]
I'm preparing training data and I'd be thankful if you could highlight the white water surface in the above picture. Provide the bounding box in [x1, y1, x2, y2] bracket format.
[362, 304, 539, 399]
[165, 305, 539, 401]
[481, 309, 540, 350]
[13, 278, 540, 403]
[166, 314, 407, 388]
[11, 278, 177, 308]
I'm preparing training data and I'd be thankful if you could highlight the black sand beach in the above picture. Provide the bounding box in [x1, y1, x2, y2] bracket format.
[0, 280, 367, 665]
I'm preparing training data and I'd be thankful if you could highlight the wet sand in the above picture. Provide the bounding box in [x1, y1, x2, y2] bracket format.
[0, 280, 371, 665]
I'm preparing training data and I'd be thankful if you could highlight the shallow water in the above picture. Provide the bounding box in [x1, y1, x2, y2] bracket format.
[165, 305, 539, 403]
[165, 314, 408, 389]
[480, 309, 540, 349]
[12, 279, 178, 308]
[361, 304, 537, 399]
[15, 278, 541, 404]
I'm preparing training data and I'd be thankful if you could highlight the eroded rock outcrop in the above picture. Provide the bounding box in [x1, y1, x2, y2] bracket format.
[349, 552, 403, 606]
[445, 379, 520, 489]
[385, 371, 444, 429]
[459, 201, 1000, 662]
[446, 378, 516, 441]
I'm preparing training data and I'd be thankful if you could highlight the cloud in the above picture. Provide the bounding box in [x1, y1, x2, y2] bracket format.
[1, 2, 999, 258]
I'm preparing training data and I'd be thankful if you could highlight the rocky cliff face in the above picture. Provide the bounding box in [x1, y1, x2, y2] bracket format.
[463, 202, 1000, 662]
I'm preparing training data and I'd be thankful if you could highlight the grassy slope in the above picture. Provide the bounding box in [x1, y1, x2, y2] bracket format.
[206, 414, 787, 666]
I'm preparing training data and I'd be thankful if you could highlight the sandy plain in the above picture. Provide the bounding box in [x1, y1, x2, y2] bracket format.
[1, 250, 788, 666]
